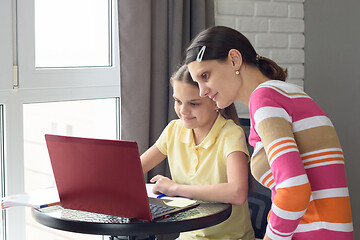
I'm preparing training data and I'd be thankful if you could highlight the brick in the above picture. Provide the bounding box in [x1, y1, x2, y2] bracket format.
[270, 19, 304, 33]
[215, 16, 236, 29]
[214, 0, 305, 78]
[236, 17, 268, 32]
[289, 3, 304, 18]
[287, 64, 305, 79]
[289, 34, 305, 48]
[255, 33, 288, 48]
[255, 2, 288, 17]
[216, 0, 254, 16]
[270, 49, 304, 64]
[256, 49, 270, 58]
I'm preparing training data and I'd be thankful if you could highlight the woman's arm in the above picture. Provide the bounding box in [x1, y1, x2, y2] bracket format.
[151, 150, 249, 205]
[140, 144, 167, 174]
[250, 86, 312, 239]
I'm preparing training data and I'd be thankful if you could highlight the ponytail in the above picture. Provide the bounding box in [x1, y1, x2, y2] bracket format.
[256, 55, 288, 82]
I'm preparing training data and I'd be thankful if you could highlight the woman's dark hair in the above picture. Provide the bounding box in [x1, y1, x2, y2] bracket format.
[171, 64, 242, 127]
[185, 26, 287, 81]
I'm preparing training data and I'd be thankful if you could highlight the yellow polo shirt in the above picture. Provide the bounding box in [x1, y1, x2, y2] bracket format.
[156, 114, 254, 240]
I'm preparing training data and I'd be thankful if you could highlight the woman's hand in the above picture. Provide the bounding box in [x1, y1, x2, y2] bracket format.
[150, 175, 178, 197]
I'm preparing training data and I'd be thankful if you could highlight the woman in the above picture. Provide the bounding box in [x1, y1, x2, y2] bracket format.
[141, 64, 254, 240]
[185, 26, 354, 240]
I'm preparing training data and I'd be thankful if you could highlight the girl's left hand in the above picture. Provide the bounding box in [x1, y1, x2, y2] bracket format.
[150, 175, 178, 197]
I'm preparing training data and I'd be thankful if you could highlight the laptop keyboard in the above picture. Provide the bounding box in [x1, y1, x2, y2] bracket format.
[41, 203, 177, 222]
[149, 203, 176, 216]
[46, 205, 131, 223]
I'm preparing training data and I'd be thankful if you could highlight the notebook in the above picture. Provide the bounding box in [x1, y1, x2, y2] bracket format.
[45, 134, 199, 221]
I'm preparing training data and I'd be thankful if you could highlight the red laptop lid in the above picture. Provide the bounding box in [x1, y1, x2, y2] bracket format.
[45, 134, 152, 221]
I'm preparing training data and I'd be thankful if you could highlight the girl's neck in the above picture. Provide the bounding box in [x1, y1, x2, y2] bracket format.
[192, 115, 218, 145]
[192, 129, 207, 146]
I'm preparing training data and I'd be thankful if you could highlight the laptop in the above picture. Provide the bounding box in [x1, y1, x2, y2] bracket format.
[45, 134, 199, 221]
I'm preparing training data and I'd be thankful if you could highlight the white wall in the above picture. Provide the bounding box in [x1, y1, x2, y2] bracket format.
[214, 0, 305, 117]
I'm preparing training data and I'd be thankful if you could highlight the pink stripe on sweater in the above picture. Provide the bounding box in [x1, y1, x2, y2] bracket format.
[306, 164, 348, 191]
[270, 151, 306, 184]
[291, 97, 328, 122]
[250, 87, 329, 123]
[293, 229, 354, 240]
[269, 210, 302, 235]
[250, 87, 293, 116]
[248, 126, 260, 147]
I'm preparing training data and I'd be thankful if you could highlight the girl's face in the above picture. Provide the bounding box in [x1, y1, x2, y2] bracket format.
[187, 59, 241, 109]
[173, 80, 218, 131]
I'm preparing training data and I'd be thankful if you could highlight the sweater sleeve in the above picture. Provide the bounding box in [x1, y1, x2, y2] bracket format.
[249, 86, 312, 240]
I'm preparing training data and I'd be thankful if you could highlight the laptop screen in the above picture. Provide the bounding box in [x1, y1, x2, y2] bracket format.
[45, 134, 152, 221]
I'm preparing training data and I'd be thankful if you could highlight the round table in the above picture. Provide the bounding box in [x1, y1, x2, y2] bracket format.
[32, 202, 232, 239]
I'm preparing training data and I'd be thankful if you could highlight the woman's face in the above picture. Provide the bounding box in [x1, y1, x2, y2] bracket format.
[187, 59, 241, 109]
[173, 80, 218, 131]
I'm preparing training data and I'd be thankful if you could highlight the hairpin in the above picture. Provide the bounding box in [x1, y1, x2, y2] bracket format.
[256, 54, 261, 62]
[255, 54, 263, 66]
[196, 46, 206, 62]
[256, 54, 264, 61]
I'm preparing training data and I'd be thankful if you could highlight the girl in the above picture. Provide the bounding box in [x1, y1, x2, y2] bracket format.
[184, 26, 354, 240]
[141, 64, 255, 240]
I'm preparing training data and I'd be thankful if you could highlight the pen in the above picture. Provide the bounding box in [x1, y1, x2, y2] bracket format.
[157, 193, 166, 199]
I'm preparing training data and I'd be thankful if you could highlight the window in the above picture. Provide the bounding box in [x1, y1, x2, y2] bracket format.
[35, 0, 111, 68]
[24, 99, 118, 240]
[24, 99, 118, 192]
[1, 0, 120, 239]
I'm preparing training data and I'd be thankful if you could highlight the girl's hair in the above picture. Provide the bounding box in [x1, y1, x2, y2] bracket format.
[172, 64, 253, 193]
[171, 64, 242, 126]
[185, 26, 287, 81]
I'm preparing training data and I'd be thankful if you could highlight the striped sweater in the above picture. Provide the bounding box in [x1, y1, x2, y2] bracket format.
[248, 80, 354, 240]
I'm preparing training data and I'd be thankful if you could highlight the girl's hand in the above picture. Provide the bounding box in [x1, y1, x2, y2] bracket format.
[150, 175, 178, 197]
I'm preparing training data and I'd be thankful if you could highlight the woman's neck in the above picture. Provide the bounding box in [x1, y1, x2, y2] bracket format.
[237, 65, 270, 106]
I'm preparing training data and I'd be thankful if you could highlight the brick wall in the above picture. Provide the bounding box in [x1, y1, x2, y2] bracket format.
[214, 0, 305, 116]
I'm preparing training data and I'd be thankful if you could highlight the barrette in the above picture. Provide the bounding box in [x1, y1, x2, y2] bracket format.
[196, 46, 206, 62]
[256, 54, 263, 61]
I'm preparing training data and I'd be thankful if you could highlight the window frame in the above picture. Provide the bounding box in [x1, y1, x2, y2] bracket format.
[17, 0, 120, 90]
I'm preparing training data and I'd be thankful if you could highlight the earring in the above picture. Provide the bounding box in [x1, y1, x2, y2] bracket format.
[235, 70, 240, 75]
